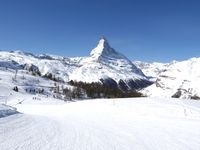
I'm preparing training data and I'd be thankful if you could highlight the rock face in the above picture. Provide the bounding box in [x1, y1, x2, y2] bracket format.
[23, 64, 41, 75]
[90, 37, 127, 60]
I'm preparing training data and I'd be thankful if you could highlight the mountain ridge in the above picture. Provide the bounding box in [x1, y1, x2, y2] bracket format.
[133, 58, 200, 99]
[0, 38, 200, 99]
[0, 38, 152, 91]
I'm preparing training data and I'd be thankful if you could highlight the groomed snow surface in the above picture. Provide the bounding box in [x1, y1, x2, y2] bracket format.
[1, 97, 200, 150]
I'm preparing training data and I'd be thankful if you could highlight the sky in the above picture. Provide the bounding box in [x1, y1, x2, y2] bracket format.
[0, 0, 200, 62]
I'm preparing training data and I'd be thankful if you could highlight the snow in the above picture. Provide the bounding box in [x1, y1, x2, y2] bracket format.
[69, 38, 146, 83]
[0, 38, 147, 84]
[0, 62, 73, 106]
[134, 58, 200, 98]
[133, 60, 170, 79]
[90, 37, 126, 59]
[1, 97, 200, 150]
[0, 50, 79, 82]
[0, 104, 18, 118]
[0, 40, 200, 149]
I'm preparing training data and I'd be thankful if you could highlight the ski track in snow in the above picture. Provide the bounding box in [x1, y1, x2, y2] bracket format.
[1, 98, 200, 150]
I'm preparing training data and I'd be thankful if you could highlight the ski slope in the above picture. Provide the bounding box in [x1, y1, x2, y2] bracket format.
[1, 98, 200, 150]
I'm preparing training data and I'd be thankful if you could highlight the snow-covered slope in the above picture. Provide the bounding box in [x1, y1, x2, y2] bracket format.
[1, 60, 200, 149]
[135, 58, 200, 99]
[1, 97, 200, 150]
[133, 61, 170, 79]
[0, 51, 80, 82]
[0, 60, 74, 106]
[0, 38, 152, 90]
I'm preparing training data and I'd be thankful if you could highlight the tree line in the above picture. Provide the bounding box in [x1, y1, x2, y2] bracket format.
[66, 80, 144, 99]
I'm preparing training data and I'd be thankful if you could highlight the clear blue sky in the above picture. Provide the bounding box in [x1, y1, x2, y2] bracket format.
[0, 0, 200, 62]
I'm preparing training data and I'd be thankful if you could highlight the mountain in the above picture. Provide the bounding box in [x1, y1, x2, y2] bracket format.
[133, 61, 170, 79]
[69, 38, 152, 90]
[0, 38, 152, 91]
[0, 50, 79, 82]
[1, 38, 200, 99]
[133, 58, 200, 99]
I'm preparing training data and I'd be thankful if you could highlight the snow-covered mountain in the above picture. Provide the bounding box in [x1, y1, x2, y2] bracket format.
[0, 50, 80, 82]
[134, 58, 200, 99]
[133, 61, 170, 79]
[1, 37, 200, 99]
[0, 38, 152, 91]
[69, 38, 152, 90]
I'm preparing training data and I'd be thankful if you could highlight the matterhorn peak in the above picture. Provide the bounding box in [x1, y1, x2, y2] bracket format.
[97, 37, 110, 49]
[90, 37, 124, 59]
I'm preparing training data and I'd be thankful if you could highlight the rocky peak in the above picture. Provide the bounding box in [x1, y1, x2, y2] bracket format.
[90, 37, 125, 59]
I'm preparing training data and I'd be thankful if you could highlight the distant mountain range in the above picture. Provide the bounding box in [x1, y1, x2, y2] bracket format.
[0, 38, 152, 91]
[133, 58, 200, 99]
[0, 38, 199, 99]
